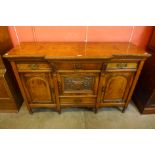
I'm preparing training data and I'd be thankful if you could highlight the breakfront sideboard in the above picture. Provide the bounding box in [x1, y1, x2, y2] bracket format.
[3, 42, 150, 114]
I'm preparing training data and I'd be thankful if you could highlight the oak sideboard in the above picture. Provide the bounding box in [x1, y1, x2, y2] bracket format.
[3, 42, 150, 114]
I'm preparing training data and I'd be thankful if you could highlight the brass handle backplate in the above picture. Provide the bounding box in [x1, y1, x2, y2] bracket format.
[116, 63, 127, 69]
[74, 64, 83, 70]
[29, 64, 38, 70]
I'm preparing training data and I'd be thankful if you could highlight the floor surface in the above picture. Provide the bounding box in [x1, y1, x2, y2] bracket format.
[0, 102, 155, 129]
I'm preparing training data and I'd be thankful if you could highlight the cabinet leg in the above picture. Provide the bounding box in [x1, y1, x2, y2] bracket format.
[94, 106, 98, 114]
[95, 108, 98, 113]
[122, 107, 126, 113]
[58, 109, 61, 114]
[57, 107, 61, 114]
[29, 108, 33, 114]
[25, 101, 33, 114]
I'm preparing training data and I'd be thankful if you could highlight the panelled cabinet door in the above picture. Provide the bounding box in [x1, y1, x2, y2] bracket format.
[57, 72, 99, 96]
[20, 73, 55, 104]
[100, 72, 134, 103]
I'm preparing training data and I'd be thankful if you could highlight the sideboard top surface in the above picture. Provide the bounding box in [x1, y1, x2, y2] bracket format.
[4, 42, 151, 59]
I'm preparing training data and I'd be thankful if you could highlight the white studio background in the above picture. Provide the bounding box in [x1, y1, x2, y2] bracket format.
[0, 0, 155, 155]
[0, 0, 155, 25]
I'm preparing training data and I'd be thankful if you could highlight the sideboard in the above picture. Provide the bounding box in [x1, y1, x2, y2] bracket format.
[3, 42, 150, 113]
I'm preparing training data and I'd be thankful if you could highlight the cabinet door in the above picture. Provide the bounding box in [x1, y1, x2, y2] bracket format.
[20, 73, 55, 104]
[100, 72, 134, 103]
[57, 72, 99, 96]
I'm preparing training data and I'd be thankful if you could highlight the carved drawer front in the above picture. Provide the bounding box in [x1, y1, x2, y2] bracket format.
[57, 73, 99, 95]
[60, 97, 96, 105]
[107, 62, 137, 70]
[55, 61, 102, 70]
[16, 62, 50, 71]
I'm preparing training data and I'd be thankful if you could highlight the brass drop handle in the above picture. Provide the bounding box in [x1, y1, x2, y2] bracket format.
[29, 64, 38, 70]
[116, 63, 127, 69]
[74, 64, 83, 70]
[74, 98, 82, 104]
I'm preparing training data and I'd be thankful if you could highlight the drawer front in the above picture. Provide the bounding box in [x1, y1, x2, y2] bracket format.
[107, 62, 137, 70]
[55, 62, 102, 70]
[16, 63, 50, 70]
[60, 97, 96, 104]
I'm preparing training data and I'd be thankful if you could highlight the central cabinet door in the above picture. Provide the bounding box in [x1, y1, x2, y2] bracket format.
[54, 60, 102, 106]
[100, 72, 134, 103]
[57, 72, 99, 96]
[57, 72, 99, 106]
[20, 72, 55, 104]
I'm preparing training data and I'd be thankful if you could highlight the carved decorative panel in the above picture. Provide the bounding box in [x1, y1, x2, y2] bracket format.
[64, 76, 93, 91]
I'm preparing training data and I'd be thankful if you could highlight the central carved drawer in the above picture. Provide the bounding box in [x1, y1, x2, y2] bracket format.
[16, 62, 50, 71]
[55, 61, 102, 70]
[60, 97, 96, 104]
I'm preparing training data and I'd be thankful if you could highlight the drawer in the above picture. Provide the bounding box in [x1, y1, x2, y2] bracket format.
[55, 62, 102, 70]
[107, 62, 137, 70]
[16, 63, 50, 70]
[60, 97, 96, 104]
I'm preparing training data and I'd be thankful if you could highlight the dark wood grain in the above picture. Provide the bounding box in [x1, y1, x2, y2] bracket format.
[0, 26, 23, 112]
[133, 27, 155, 114]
